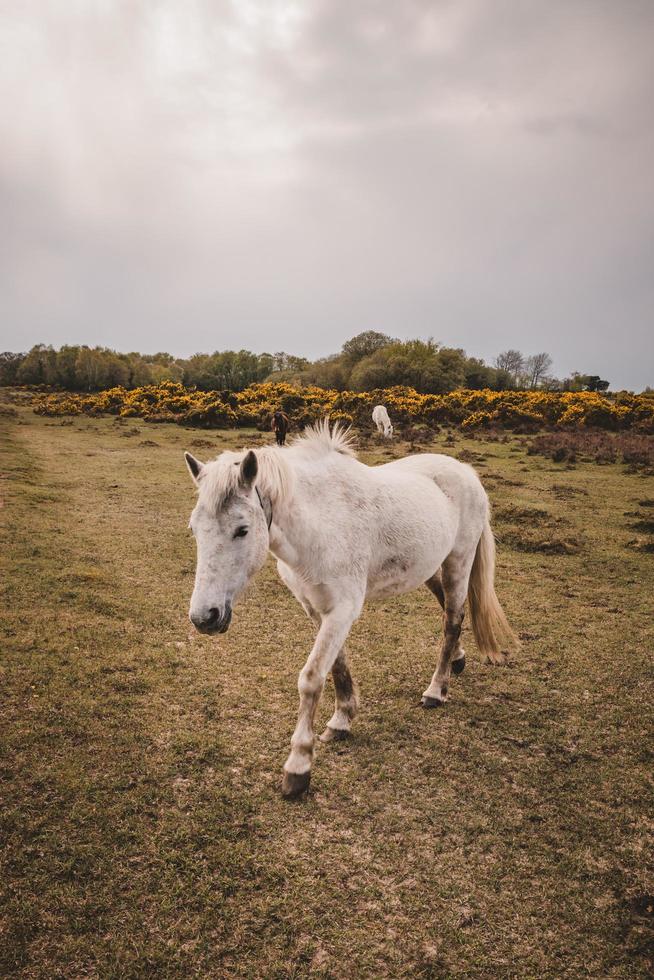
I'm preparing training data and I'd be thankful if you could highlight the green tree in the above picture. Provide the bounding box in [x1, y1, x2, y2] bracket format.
[341, 331, 395, 363]
[181, 350, 274, 391]
[54, 345, 81, 388]
[303, 355, 350, 391]
[350, 340, 467, 394]
[561, 372, 610, 393]
[269, 351, 309, 374]
[583, 375, 610, 392]
[465, 359, 514, 390]
[73, 347, 130, 391]
[0, 351, 26, 385]
[17, 345, 57, 385]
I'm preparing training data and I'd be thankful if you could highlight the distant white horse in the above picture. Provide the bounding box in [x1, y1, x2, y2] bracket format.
[372, 404, 393, 437]
[184, 421, 517, 798]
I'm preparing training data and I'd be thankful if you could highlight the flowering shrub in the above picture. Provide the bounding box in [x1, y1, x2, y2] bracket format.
[32, 380, 654, 432]
[461, 411, 495, 430]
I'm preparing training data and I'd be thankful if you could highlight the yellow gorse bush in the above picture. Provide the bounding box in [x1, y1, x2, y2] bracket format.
[32, 380, 654, 432]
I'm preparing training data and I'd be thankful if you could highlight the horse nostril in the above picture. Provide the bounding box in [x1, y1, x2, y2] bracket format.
[190, 605, 230, 633]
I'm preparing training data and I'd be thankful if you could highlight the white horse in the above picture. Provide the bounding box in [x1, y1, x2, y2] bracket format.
[184, 421, 517, 798]
[372, 404, 393, 437]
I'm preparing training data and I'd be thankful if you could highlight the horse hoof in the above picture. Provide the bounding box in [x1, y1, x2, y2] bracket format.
[452, 654, 466, 676]
[319, 727, 349, 744]
[281, 769, 311, 799]
[421, 695, 443, 709]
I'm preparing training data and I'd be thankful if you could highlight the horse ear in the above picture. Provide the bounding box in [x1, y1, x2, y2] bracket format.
[184, 452, 205, 485]
[239, 450, 258, 488]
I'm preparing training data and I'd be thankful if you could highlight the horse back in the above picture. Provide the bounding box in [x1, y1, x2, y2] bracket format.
[379, 452, 487, 515]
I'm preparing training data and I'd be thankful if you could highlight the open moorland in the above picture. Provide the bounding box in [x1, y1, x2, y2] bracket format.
[1, 396, 653, 977]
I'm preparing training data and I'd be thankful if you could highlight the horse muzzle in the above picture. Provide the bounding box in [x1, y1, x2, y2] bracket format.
[190, 603, 232, 635]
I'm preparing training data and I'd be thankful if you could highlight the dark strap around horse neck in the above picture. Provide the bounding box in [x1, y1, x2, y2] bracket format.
[255, 486, 273, 530]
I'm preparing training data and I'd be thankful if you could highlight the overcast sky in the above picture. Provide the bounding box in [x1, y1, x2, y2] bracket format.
[1, 1, 653, 388]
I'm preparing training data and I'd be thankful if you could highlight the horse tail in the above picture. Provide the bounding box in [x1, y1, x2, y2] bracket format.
[468, 517, 519, 663]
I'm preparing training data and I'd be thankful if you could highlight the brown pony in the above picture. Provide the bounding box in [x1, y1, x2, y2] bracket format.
[271, 411, 289, 446]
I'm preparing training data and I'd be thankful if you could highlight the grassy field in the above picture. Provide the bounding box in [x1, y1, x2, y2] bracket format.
[1, 398, 653, 978]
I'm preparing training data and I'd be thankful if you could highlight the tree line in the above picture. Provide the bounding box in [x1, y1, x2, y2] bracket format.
[494, 349, 609, 392]
[0, 334, 611, 394]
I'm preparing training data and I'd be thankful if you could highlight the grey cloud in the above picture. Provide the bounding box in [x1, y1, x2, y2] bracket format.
[0, 0, 652, 387]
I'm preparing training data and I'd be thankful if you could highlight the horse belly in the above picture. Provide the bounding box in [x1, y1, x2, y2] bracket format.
[367, 568, 431, 599]
[366, 538, 450, 600]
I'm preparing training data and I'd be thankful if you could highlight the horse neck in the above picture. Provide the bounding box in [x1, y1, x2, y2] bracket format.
[265, 456, 322, 567]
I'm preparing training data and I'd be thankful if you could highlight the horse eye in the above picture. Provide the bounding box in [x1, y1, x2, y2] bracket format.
[233, 526, 249, 538]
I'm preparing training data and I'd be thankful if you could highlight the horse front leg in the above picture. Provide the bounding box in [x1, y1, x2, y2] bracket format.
[319, 646, 359, 743]
[282, 606, 358, 798]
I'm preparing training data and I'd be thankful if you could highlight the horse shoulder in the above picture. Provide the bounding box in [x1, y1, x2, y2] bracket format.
[275, 459, 373, 572]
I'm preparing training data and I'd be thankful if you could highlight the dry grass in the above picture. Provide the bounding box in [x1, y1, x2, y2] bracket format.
[526, 430, 654, 470]
[1, 397, 653, 977]
[492, 505, 584, 555]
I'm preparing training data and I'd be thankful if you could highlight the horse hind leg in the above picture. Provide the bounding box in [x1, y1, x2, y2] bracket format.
[422, 558, 471, 707]
[425, 570, 466, 678]
[320, 647, 359, 743]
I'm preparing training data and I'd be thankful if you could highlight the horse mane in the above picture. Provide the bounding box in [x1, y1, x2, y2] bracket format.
[198, 447, 294, 511]
[197, 419, 356, 512]
[291, 418, 357, 459]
